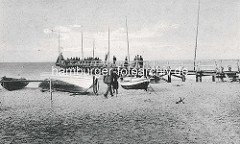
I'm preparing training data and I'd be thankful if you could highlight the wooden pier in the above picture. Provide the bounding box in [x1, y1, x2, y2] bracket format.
[56, 59, 240, 83]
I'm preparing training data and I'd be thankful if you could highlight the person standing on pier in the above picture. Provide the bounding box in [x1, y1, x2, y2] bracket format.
[139, 55, 143, 68]
[124, 57, 129, 69]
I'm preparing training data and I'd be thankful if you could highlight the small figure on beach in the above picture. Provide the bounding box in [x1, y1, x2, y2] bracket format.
[112, 56, 119, 96]
[103, 54, 113, 98]
[103, 67, 113, 98]
[112, 71, 119, 96]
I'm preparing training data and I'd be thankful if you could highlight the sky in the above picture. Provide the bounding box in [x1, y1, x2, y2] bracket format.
[0, 0, 239, 62]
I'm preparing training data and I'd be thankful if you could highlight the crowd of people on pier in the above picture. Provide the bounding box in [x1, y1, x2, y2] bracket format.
[133, 55, 144, 68]
[57, 53, 145, 70]
[56, 54, 103, 68]
[64, 57, 102, 67]
[123, 55, 144, 69]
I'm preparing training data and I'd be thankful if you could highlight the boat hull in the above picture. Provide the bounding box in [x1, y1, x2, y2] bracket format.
[1, 77, 29, 91]
[120, 77, 150, 90]
[40, 73, 94, 92]
[150, 75, 161, 83]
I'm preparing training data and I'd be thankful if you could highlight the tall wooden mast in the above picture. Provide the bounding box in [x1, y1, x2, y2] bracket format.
[58, 31, 61, 54]
[194, 0, 200, 71]
[81, 31, 84, 58]
[93, 40, 95, 58]
[126, 17, 130, 63]
[108, 27, 110, 62]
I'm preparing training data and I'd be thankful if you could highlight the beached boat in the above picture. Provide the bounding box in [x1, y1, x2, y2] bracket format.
[0, 76, 29, 91]
[119, 18, 150, 91]
[39, 72, 98, 93]
[39, 29, 100, 94]
[120, 77, 150, 90]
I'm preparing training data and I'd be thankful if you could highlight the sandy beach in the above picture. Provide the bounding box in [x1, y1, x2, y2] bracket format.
[0, 80, 240, 144]
[1, 0, 239, 143]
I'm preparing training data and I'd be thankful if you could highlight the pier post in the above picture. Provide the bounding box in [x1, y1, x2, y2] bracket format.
[232, 74, 237, 82]
[196, 73, 199, 82]
[212, 75, 215, 82]
[168, 74, 171, 83]
[182, 75, 186, 82]
[199, 72, 202, 82]
[220, 73, 224, 82]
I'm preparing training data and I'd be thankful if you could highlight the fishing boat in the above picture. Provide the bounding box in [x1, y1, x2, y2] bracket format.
[119, 17, 150, 90]
[120, 77, 150, 90]
[39, 29, 99, 94]
[39, 72, 98, 93]
[0, 76, 29, 91]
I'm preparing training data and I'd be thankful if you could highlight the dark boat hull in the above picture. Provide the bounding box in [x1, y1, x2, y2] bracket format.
[1, 77, 29, 91]
[150, 75, 161, 83]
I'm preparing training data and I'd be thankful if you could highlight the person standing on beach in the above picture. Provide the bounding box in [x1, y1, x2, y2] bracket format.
[103, 67, 113, 98]
[112, 56, 119, 96]
[112, 69, 119, 96]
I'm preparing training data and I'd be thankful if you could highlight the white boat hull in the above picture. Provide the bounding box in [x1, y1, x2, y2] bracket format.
[120, 77, 150, 90]
[40, 72, 93, 92]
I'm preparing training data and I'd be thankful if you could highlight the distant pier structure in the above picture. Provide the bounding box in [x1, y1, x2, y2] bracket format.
[141, 60, 240, 83]
[56, 54, 240, 83]
[191, 61, 240, 83]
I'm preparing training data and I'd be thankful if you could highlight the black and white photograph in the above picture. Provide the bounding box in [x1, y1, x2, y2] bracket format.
[0, 0, 240, 143]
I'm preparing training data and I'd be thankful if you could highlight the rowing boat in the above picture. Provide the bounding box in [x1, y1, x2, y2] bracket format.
[120, 77, 150, 90]
[39, 72, 98, 93]
[0, 76, 29, 91]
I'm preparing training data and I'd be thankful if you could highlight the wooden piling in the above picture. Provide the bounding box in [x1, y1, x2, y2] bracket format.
[182, 75, 186, 82]
[168, 74, 171, 83]
[220, 73, 224, 82]
[196, 73, 199, 82]
[212, 75, 215, 82]
[197, 71, 202, 82]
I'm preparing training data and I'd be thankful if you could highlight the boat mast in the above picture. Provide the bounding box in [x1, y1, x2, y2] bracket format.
[58, 31, 61, 54]
[2, 47, 4, 62]
[93, 40, 95, 58]
[194, 0, 200, 71]
[108, 27, 110, 62]
[81, 31, 84, 58]
[126, 17, 130, 63]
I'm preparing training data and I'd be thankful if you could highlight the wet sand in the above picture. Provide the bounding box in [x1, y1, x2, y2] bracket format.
[0, 81, 240, 143]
